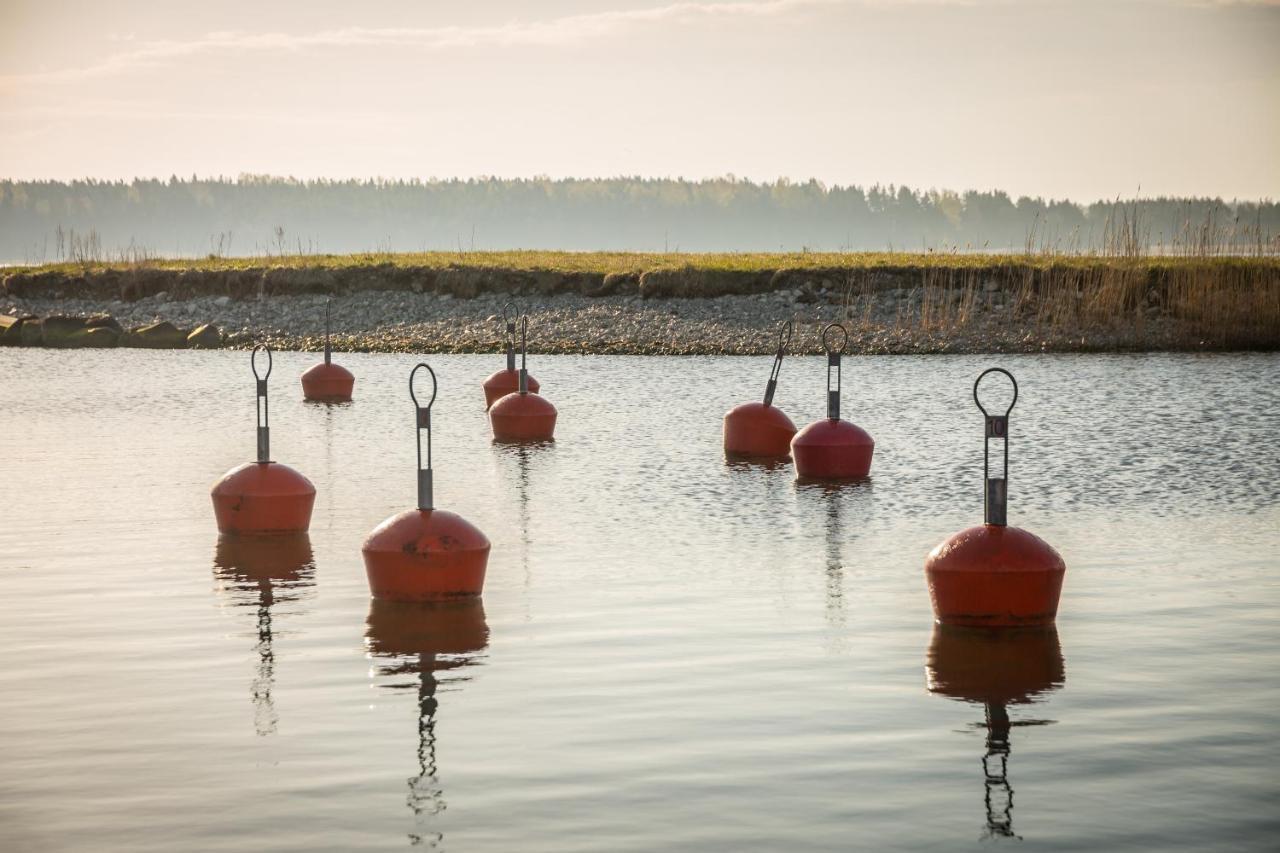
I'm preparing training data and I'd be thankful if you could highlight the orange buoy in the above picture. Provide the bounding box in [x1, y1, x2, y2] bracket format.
[362, 363, 491, 600]
[212, 346, 316, 535]
[483, 303, 540, 409]
[925, 368, 1066, 627]
[791, 323, 874, 480]
[926, 624, 1065, 840]
[724, 320, 798, 459]
[301, 299, 354, 402]
[490, 316, 556, 442]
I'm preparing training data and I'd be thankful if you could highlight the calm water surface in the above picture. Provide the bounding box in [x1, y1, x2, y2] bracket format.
[1, 349, 1277, 852]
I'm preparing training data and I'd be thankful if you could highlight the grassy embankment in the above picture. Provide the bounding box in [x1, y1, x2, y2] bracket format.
[4, 250, 1279, 351]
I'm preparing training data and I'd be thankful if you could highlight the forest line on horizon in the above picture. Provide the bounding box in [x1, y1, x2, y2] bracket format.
[2, 175, 1277, 263]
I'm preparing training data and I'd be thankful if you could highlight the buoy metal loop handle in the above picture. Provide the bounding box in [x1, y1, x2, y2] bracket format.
[503, 302, 519, 371]
[822, 323, 847, 420]
[251, 345, 272, 463]
[763, 319, 792, 407]
[974, 367, 1018, 526]
[517, 316, 530, 395]
[323, 298, 332, 365]
[410, 363, 438, 510]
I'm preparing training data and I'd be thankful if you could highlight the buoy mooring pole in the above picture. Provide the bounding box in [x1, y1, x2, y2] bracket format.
[362, 364, 491, 600]
[790, 323, 875, 480]
[211, 345, 317, 534]
[489, 316, 557, 442]
[723, 319, 798, 459]
[301, 298, 355, 402]
[483, 303, 541, 409]
[924, 368, 1066, 626]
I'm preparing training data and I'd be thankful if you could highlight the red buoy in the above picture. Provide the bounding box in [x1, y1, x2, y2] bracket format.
[212, 346, 316, 535]
[362, 364, 491, 600]
[301, 299, 354, 402]
[490, 316, 556, 442]
[483, 303, 539, 409]
[925, 368, 1066, 627]
[724, 320, 798, 459]
[792, 323, 874, 480]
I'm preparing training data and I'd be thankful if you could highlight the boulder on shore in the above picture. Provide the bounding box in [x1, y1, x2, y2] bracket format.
[128, 321, 189, 349]
[187, 323, 222, 349]
[0, 314, 22, 345]
[38, 315, 90, 347]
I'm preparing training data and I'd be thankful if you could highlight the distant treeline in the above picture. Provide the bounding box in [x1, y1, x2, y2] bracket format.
[1, 175, 1276, 263]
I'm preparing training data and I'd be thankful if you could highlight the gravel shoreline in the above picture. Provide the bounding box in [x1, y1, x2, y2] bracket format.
[1, 286, 1226, 355]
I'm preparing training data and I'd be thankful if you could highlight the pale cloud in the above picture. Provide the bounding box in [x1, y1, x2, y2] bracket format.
[3, 0, 876, 86]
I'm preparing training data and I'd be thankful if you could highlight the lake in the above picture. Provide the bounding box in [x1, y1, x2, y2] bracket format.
[0, 348, 1277, 851]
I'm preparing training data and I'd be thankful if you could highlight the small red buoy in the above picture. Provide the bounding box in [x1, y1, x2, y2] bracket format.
[362, 364, 491, 600]
[483, 303, 540, 409]
[925, 368, 1066, 627]
[301, 299, 354, 402]
[724, 320, 798, 459]
[791, 323, 874, 480]
[212, 346, 316, 535]
[490, 316, 556, 442]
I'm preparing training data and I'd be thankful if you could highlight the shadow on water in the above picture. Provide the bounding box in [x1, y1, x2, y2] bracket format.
[212, 534, 317, 737]
[365, 599, 490, 849]
[926, 624, 1066, 841]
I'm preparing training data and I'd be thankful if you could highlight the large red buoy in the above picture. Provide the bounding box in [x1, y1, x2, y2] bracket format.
[490, 315, 557, 443]
[363, 364, 491, 600]
[791, 323, 874, 480]
[483, 303, 540, 409]
[926, 624, 1065, 840]
[926, 368, 1066, 627]
[301, 299, 354, 402]
[212, 346, 316, 535]
[724, 320, 798, 459]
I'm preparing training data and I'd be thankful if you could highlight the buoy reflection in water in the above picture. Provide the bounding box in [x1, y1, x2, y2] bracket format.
[212, 534, 316, 736]
[365, 598, 489, 848]
[926, 624, 1065, 841]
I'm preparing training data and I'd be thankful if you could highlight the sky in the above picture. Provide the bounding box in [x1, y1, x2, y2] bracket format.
[0, 0, 1277, 202]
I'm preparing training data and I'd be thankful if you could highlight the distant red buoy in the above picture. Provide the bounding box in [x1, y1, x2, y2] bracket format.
[792, 323, 874, 480]
[362, 363, 491, 600]
[490, 315, 556, 442]
[724, 320, 797, 459]
[925, 368, 1066, 627]
[301, 299, 354, 402]
[212, 346, 315, 535]
[483, 303, 539, 409]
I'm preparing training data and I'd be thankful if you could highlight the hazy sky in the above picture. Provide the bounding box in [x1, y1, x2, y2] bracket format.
[1, 0, 1276, 201]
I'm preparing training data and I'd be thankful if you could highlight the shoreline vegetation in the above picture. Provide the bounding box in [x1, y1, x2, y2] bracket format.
[2, 250, 1278, 355]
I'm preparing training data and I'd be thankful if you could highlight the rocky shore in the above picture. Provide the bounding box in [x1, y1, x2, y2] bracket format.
[2, 260, 1276, 354]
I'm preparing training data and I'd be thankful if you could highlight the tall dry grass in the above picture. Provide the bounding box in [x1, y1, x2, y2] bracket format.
[842, 207, 1279, 350]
